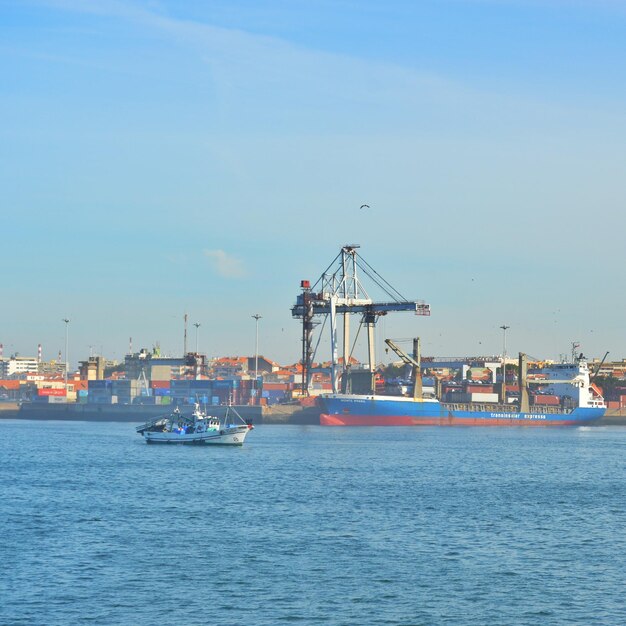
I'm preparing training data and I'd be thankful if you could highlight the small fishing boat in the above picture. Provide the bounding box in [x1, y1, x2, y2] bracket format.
[136, 403, 253, 445]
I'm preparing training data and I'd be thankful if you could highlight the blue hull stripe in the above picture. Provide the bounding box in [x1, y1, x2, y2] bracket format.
[321, 397, 605, 425]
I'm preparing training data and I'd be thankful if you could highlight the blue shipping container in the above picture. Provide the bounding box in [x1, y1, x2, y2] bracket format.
[215, 380, 237, 389]
[190, 380, 212, 389]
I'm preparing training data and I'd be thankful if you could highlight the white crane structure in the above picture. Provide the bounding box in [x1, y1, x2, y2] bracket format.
[292, 245, 431, 394]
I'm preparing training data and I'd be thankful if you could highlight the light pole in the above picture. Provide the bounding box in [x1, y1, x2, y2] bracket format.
[252, 314, 262, 380]
[63, 318, 70, 389]
[193, 323, 201, 353]
[500, 325, 510, 399]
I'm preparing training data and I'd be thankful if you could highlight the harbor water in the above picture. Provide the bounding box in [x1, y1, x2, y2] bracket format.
[1, 421, 625, 625]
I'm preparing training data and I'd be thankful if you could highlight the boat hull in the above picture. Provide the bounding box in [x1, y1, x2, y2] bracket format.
[320, 395, 605, 427]
[144, 425, 250, 445]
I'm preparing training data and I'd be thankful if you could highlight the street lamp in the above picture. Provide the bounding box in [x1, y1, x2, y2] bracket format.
[500, 325, 510, 398]
[193, 323, 201, 353]
[252, 314, 262, 379]
[63, 318, 70, 388]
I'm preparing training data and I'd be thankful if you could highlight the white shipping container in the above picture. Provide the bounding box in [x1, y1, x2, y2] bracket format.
[470, 393, 499, 403]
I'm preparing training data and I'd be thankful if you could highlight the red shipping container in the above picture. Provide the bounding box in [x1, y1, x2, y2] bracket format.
[38, 388, 67, 397]
[151, 380, 171, 389]
[534, 394, 560, 406]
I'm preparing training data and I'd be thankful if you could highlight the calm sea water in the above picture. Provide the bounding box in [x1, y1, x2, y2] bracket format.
[1, 421, 625, 626]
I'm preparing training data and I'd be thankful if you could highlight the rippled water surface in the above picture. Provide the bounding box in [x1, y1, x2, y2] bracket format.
[1, 421, 625, 625]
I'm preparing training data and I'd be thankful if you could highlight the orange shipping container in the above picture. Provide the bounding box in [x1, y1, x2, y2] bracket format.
[0, 380, 21, 390]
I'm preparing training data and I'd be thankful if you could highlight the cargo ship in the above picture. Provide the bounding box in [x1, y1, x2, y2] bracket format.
[319, 353, 606, 426]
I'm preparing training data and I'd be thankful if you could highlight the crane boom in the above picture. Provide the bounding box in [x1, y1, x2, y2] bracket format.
[384, 339, 420, 368]
[591, 351, 610, 383]
[292, 298, 430, 316]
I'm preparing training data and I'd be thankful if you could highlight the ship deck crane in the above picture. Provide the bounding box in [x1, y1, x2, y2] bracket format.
[292, 245, 430, 394]
[384, 338, 423, 400]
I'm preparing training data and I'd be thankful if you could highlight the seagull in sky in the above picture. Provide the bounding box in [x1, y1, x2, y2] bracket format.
[360, 204, 370, 209]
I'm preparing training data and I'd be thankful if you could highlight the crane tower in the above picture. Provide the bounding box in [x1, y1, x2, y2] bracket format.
[292, 245, 430, 394]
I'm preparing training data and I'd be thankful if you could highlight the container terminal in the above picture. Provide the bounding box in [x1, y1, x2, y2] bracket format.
[1, 246, 625, 425]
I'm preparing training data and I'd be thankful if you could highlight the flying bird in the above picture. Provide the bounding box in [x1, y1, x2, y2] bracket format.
[360, 204, 370, 209]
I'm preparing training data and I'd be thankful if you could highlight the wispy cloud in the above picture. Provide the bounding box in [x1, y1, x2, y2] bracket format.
[24, 0, 467, 115]
[452, 0, 626, 7]
[204, 249, 246, 279]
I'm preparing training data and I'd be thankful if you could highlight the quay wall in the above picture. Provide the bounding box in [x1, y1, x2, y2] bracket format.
[1, 401, 623, 425]
[7, 402, 265, 423]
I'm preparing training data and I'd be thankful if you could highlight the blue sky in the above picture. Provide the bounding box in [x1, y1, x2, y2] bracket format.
[1, 0, 625, 366]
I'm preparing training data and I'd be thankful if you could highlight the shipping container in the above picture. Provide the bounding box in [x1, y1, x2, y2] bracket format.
[34, 395, 68, 404]
[151, 365, 172, 380]
[88, 394, 112, 402]
[134, 397, 158, 405]
[263, 383, 288, 391]
[533, 394, 560, 406]
[470, 393, 499, 403]
[467, 385, 494, 394]
[213, 380, 236, 389]
[190, 380, 213, 389]
[112, 380, 139, 389]
[443, 391, 470, 403]
[150, 380, 171, 389]
[38, 388, 67, 397]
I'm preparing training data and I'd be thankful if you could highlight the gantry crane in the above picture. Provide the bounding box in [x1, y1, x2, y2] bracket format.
[292, 245, 430, 394]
